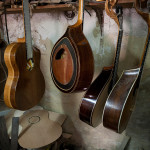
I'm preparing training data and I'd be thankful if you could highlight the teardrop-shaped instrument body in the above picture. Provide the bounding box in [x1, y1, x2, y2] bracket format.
[50, 25, 94, 93]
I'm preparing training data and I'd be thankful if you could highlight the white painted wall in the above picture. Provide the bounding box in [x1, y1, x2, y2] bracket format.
[3, 8, 150, 149]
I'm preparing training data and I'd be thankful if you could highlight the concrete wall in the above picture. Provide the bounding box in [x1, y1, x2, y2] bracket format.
[3, 8, 150, 150]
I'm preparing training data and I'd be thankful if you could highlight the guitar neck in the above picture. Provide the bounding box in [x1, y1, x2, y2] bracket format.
[71, 0, 84, 28]
[111, 28, 123, 88]
[23, 0, 33, 60]
[79, 0, 84, 26]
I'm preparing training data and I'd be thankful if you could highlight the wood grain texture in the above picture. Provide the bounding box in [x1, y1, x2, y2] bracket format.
[50, 0, 94, 93]
[79, 67, 112, 127]
[103, 69, 139, 133]
[52, 44, 73, 85]
[18, 110, 62, 149]
[0, 40, 7, 101]
[102, 0, 150, 133]
[4, 42, 45, 110]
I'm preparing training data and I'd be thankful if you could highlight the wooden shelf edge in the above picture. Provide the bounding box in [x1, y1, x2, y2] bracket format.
[5, 1, 136, 14]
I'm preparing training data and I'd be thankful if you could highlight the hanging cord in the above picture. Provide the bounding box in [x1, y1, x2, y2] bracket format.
[3, 0, 9, 44]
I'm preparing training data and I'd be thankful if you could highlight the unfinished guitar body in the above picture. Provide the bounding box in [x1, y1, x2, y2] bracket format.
[79, 67, 112, 127]
[103, 68, 139, 133]
[0, 40, 7, 100]
[4, 43, 45, 110]
[51, 25, 94, 93]
[19, 110, 62, 149]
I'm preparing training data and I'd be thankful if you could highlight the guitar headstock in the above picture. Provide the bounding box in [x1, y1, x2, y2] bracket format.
[105, 0, 122, 28]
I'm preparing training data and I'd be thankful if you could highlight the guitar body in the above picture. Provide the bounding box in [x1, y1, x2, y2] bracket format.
[4, 42, 45, 110]
[79, 67, 112, 127]
[50, 25, 94, 93]
[19, 110, 62, 149]
[103, 68, 140, 133]
[0, 39, 7, 100]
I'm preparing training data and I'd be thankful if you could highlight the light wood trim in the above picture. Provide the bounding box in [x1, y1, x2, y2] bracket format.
[96, 0, 105, 1]
[4, 43, 20, 109]
[105, 0, 119, 27]
[17, 37, 25, 42]
[5, 1, 140, 14]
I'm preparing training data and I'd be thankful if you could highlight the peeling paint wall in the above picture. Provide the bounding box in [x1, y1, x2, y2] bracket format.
[3, 8, 150, 150]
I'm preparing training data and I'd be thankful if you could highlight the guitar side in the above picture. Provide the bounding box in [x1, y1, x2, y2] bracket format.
[103, 68, 139, 133]
[79, 67, 112, 127]
[4, 43, 45, 110]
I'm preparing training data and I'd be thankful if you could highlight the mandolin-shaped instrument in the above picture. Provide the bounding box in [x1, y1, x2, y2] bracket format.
[0, 15, 7, 101]
[102, 0, 150, 133]
[79, 0, 123, 127]
[4, 0, 45, 110]
[50, 0, 94, 93]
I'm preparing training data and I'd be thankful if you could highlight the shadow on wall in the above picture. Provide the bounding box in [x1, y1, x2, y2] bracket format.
[118, 35, 145, 76]
[125, 74, 150, 150]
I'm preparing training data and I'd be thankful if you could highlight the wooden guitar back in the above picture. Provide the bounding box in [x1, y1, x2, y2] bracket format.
[51, 25, 94, 93]
[4, 43, 45, 110]
[0, 40, 7, 100]
[79, 67, 112, 127]
[103, 68, 139, 133]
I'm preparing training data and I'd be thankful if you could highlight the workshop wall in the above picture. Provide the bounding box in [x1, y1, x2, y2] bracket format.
[4, 8, 150, 150]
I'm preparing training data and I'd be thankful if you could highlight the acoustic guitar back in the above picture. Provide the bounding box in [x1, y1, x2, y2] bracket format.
[4, 42, 45, 110]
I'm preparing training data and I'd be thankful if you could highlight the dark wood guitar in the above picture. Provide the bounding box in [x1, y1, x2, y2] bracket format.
[4, 0, 45, 110]
[0, 15, 7, 101]
[102, 0, 150, 133]
[50, 0, 94, 93]
[79, 0, 123, 127]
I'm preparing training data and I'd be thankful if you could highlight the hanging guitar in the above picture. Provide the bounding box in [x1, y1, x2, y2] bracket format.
[102, 0, 150, 133]
[50, 0, 94, 93]
[0, 15, 8, 101]
[4, 0, 45, 110]
[79, 0, 123, 127]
